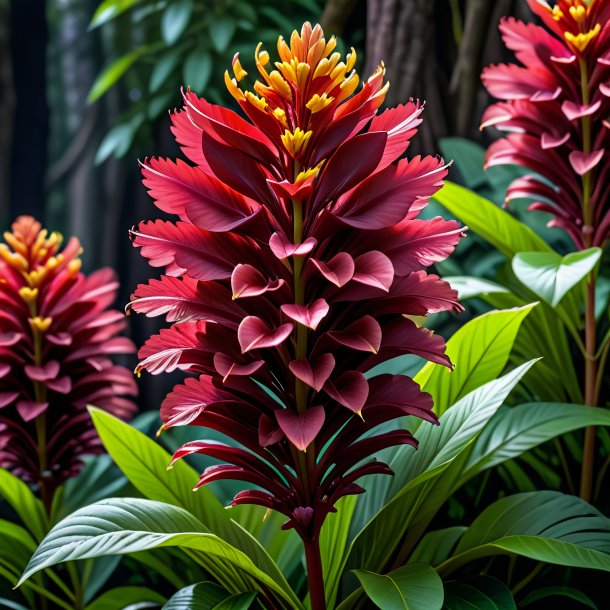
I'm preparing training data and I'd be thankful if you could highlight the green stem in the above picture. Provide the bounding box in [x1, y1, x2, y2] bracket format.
[67, 563, 83, 609]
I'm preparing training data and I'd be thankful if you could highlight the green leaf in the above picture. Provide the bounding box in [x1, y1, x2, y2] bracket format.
[461, 402, 610, 483]
[438, 138, 487, 189]
[89, 410, 299, 608]
[443, 276, 508, 301]
[95, 113, 145, 164]
[512, 248, 602, 307]
[85, 586, 166, 610]
[353, 564, 443, 610]
[163, 582, 227, 609]
[437, 492, 610, 577]
[442, 577, 515, 610]
[320, 495, 358, 608]
[415, 305, 535, 414]
[0, 469, 48, 541]
[161, 0, 193, 45]
[183, 49, 213, 94]
[409, 527, 466, 566]
[19, 498, 301, 609]
[0, 599, 29, 610]
[90, 0, 143, 29]
[209, 16, 236, 52]
[150, 50, 182, 93]
[434, 182, 552, 257]
[520, 586, 597, 609]
[347, 361, 538, 575]
[214, 593, 256, 609]
[88, 48, 147, 102]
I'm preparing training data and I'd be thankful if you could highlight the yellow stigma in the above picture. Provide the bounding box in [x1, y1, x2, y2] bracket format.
[281, 127, 312, 158]
[565, 23, 601, 51]
[0, 244, 28, 271]
[306, 93, 334, 113]
[29, 316, 52, 333]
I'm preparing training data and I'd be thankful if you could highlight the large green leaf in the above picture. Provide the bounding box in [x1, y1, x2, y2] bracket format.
[19, 498, 301, 610]
[408, 527, 466, 566]
[163, 582, 227, 609]
[520, 586, 597, 609]
[512, 248, 602, 307]
[433, 182, 551, 257]
[347, 361, 538, 575]
[84, 586, 166, 610]
[319, 495, 358, 608]
[0, 469, 48, 541]
[442, 577, 515, 610]
[443, 277, 508, 301]
[461, 402, 610, 484]
[415, 305, 535, 413]
[163, 581, 255, 609]
[352, 564, 444, 610]
[437, 492, 610, 576]
[89, 408, 287, 587]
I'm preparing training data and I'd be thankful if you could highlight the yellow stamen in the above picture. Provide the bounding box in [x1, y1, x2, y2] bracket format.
[295, 164, 322, 183]
[224, 70, 246, 102]
[245, 90, 267, 111]
[19, 286, 39, 304]
[281, 127, 312, 158]
[29, 316, 52, 333]
[3, 232, 27, 256]
[306, 93, 334, 113]
[565, 23, 601, 51]
[551, 5, 564, 20]
[569, 4, 587, 21]
[232, 54, 248, 82]
[67, 259, 82, 275]
[0, 244, 28, 271]
[268, 70, 292, 100]
[272, 107, 288, 126]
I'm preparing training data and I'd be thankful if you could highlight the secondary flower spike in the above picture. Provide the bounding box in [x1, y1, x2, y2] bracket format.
[0, 217, 137, 506]
[131, 22, 463, 546]
[482, 0, 610, 249]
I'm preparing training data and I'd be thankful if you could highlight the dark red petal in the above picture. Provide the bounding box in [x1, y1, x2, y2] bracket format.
[231, 264, 285, 299]
[275, 406, 325, 451]
[289, 353, 335, 391]
[324, 371, 369, 413]
[310, 253, 355, 287]
[238, 317, 294, 353]
[281, 299, 329, 330]
[326, 316, 382, 353]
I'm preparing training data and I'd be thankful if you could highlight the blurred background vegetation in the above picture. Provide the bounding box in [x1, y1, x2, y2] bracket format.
[1, 0, 566, 411]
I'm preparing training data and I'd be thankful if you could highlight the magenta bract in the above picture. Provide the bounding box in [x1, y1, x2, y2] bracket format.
[131, 23, 463, 541]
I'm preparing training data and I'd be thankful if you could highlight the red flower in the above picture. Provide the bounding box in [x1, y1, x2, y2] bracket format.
[0, 217, 137, 506]
[482, 0, 610, 249]
[131, 23, 463, 543]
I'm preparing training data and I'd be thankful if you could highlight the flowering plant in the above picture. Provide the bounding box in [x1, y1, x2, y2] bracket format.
[127, 21, 463, 604]
[0, 216, 137, 509]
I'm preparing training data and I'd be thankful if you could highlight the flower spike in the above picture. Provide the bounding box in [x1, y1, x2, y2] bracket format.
[131, 22, 463, 548]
